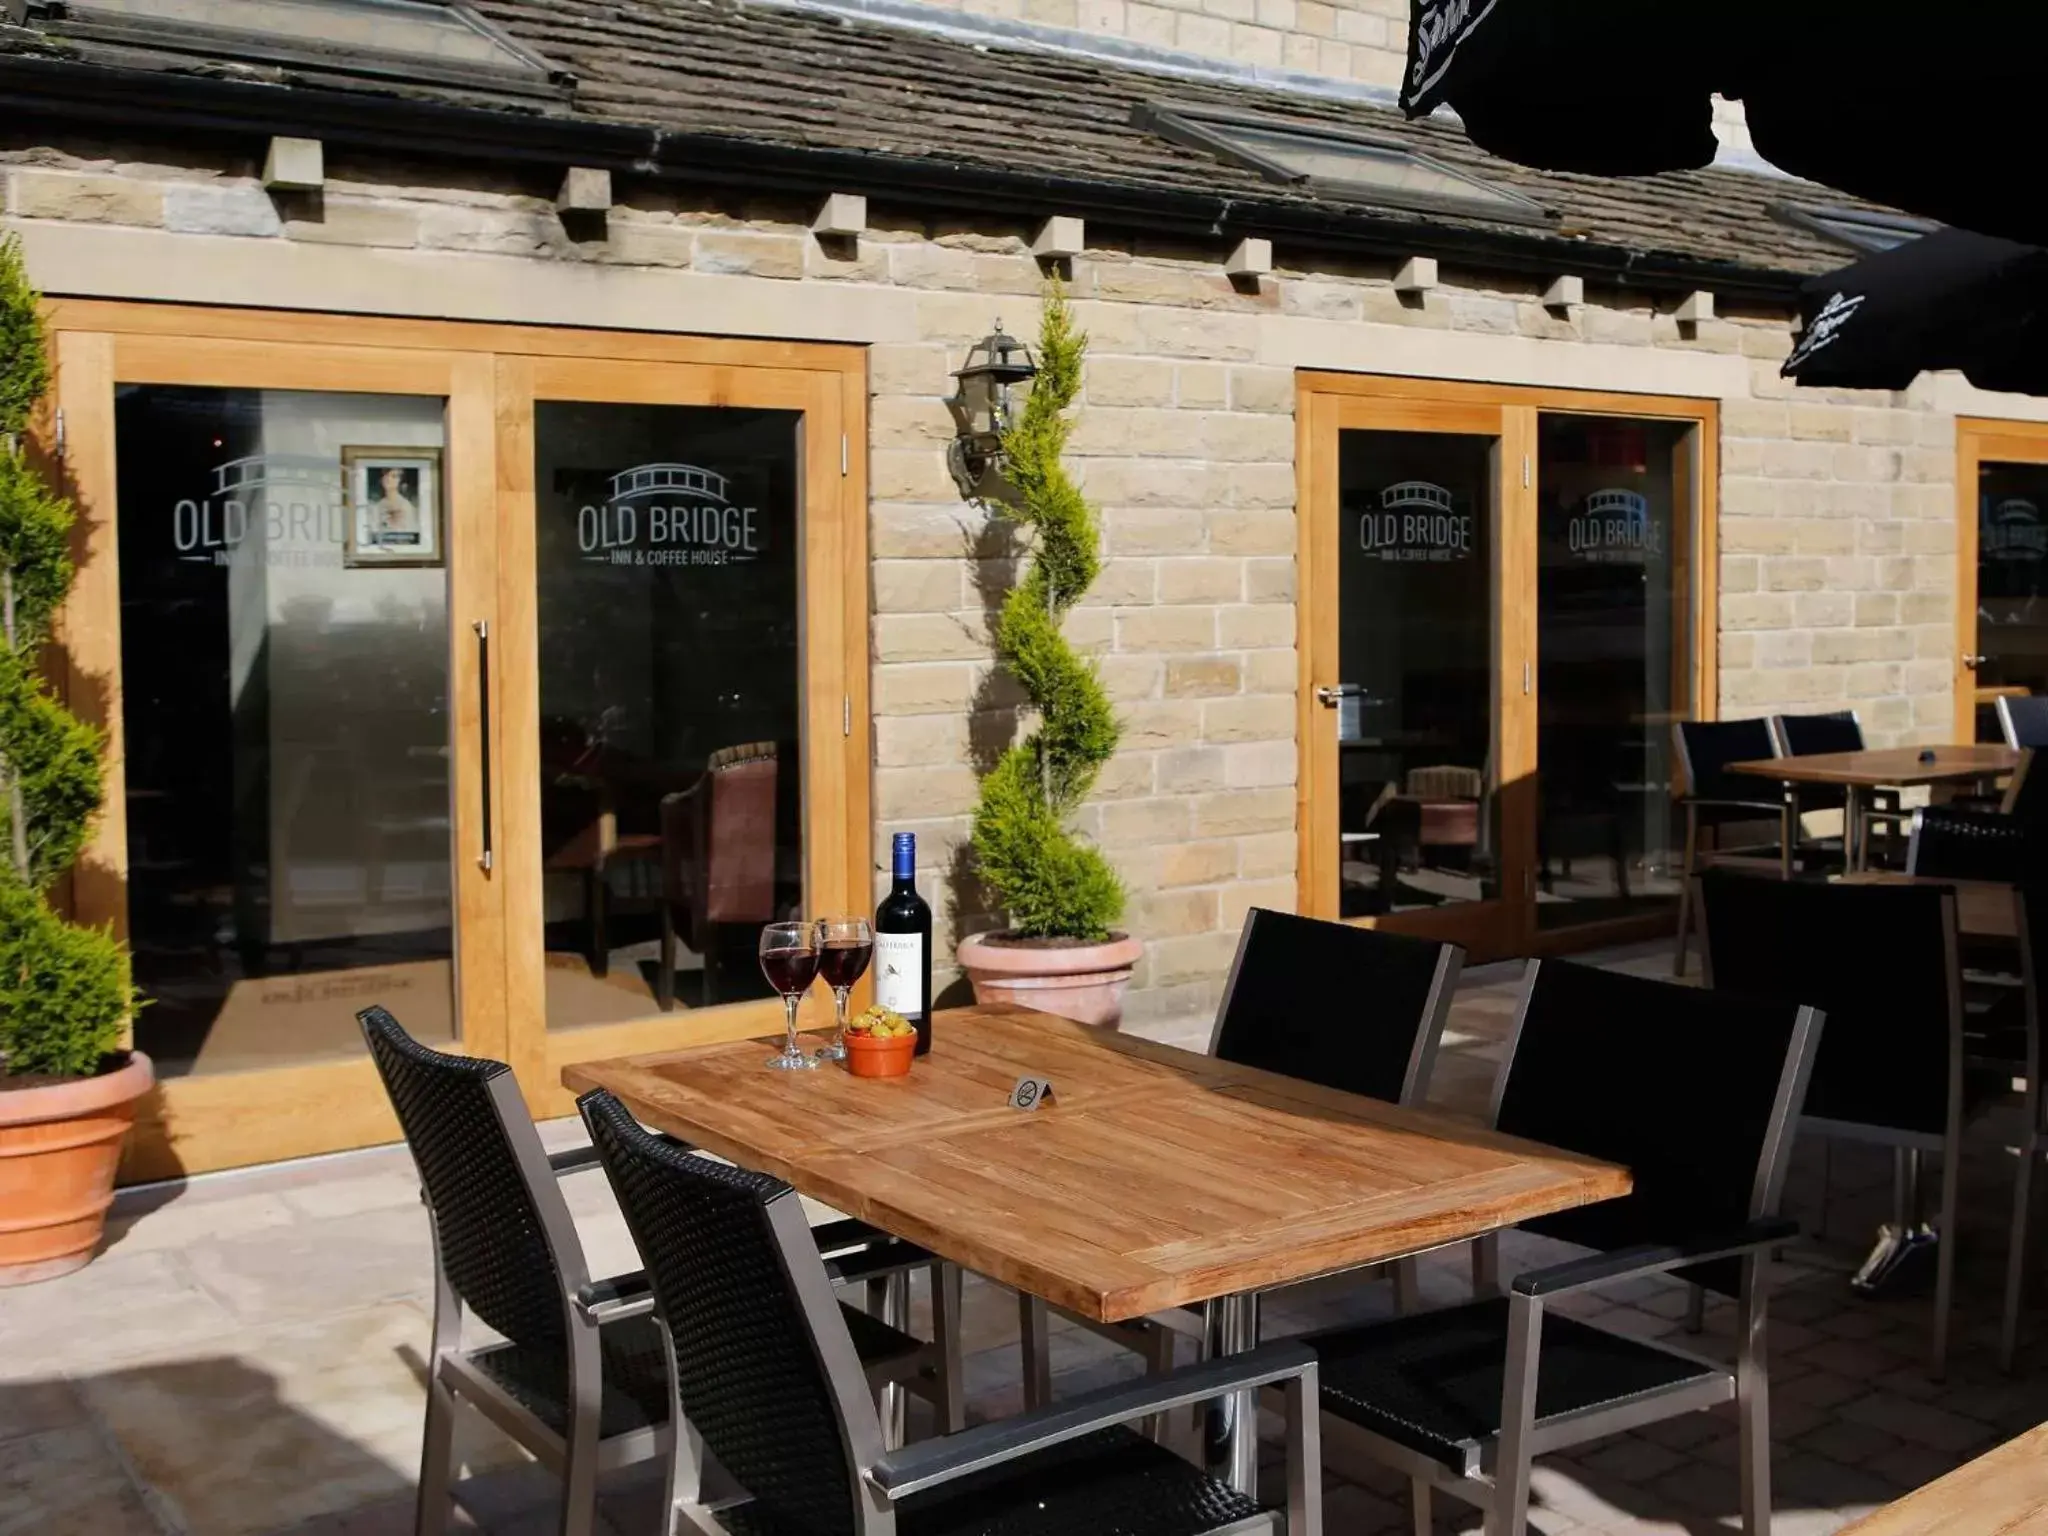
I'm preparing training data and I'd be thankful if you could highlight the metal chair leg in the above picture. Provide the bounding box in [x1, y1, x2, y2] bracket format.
[1684, 1283, 1706, 1335]
[560, 1318, 603, 1536]
[1141, 1314, 1179, 1446]
[1471, 1233, 1501, 1298]
[1019, 1292, 1053, 1410]
[929, 1261, 966, 1432]
[1933, 1146, 1961, 1381]
[1674, 808, 1700, 977]
[2006, 1140, 2040, 1373]
[1736, 1257, 1772, 1536]
[416, 1370, 456, 1536]
[1410, 1478, 1433, 1536]
[880, 1270, 911, 1448]
[1486, 1294, 1541, 1536]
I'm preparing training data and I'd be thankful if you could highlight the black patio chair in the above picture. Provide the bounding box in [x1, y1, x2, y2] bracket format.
[359, 1008, 952, 1536]
[1998, 694, 2048, 750]
[578, 1087, 1326, 1536]
[1998, 885, 2048, 1371]
[1672, 718, 1793, 977]
[1697, 873, 1970, 1377]
[1018, 910, 1466, 1411]
[1768, 710, 1910, 869]
[1299, 960, 1820, 1536]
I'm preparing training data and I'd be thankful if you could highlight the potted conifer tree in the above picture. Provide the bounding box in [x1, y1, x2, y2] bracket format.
[0, 235, 146, 1285]
[957, 286, 1142, 1026]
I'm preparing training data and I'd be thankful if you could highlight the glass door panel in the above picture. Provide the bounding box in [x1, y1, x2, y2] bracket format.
[113, 384, 456, 1078]
[1534, 415, 1693, 932]
[1334, 428, 1502, 926]
[531, 401, 805, 1030]
[1970, 459, 2048, 740]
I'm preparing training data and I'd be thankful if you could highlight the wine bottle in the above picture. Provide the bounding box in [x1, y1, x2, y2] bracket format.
[874, 832, 934, 1056]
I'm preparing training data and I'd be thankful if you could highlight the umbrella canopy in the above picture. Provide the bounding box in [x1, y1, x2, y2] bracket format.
[1402, 1, 2048, 245]
[1781, 229, 2048, 395]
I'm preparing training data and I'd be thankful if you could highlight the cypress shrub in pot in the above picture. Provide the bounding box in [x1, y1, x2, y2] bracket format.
[958, 286, 1141, 1024]
[0, 235, 147, 1285]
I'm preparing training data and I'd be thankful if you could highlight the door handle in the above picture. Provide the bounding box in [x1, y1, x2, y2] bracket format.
[1315, 684, 1379, 708]
[1962, 653, 1987, 669]
[474, 620, 494, 873]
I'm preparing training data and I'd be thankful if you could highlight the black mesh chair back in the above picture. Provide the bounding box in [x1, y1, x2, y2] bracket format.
[1674, 718, 1778, 803]
[1909, 806, 2033, 882]
[2010, 749, 2046, 825]
[1770, 711, 1864, 759]
[1211, 908, 1461, 1104]
[360, 1007, 573, 1352]
[581, 1089, 863, 1536]
[1999, 695, 2048, 750]
[1492, 961, 1812, 1293]
[1698, 872, 1956, 1139]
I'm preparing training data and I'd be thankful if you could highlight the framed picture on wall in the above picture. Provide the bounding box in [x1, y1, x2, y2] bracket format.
[343, 446, 444, 568]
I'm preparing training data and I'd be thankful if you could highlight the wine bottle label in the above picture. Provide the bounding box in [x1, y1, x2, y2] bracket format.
[873, 931, 926, 1017]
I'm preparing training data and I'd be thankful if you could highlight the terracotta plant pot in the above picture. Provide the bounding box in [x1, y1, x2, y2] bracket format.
[957, 932, 1145, 1028]
[0, 1051, 154, 1286]
[844, 1029, 918, 1079]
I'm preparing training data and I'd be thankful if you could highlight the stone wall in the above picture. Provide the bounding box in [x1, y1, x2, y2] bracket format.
[0, 138, 1975, 1033]
[905, 0, 1409, 88]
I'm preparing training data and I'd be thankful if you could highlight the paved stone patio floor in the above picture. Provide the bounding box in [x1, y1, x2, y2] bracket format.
[6, 941, 2048, 1534]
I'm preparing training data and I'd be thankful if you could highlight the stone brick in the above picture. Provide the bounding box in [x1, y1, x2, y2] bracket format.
[1193, 787, 1293, 836]
[1100, 796, 1194, 848]
[164, 181, 281, 237]
[1165, 658, 1242, 697]
[1105, 508, 1209, 557]
[873, 663, 979, 716]
[1091, 558, 1158, 606]
[1222, 741, 1296, 787]
[1135, 887, 1220, 938]
[604, 219, 696, 267]
[1236, 830, 1296, 879]
[1228, 366, 1294, 414]
[1206, 510, 1295, 556]
[1243, 649, 1297, 694]
[1149, 931, 1244, 986]
[1120, 699, 1206, 749]
[1085, 357, 1176, 407]
[1157, 747, 1228, 794]
[1244, 557, 1295, 603]
[11, 169, 163, 225]
[872, 560, 965, 613]
[870, 344, 953, 397]
[1219, 604, 1294, 648]
[875, 765, 982, 819]
[1176, 363, 1230, 409]
[875, 714, 971, 768]
[873, 612, 989, 662]
[1117, 606, 1217, 652]
[1157, 558, 1243, 605]
[1202, 694, 1294, 743]
[1219, 878, 1298, 931]
[286, 199, 421, 248]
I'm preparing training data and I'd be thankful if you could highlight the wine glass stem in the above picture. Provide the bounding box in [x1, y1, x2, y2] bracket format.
[833, 987, 851, 1050]
[783, 992, 802, 1059]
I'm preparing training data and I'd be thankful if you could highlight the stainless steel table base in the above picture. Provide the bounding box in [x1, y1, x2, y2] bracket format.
[1202, 1292, 1261, 1497]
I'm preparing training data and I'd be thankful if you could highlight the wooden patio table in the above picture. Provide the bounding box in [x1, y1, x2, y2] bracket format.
[1729, 745, 2019, 870]
[1837, 1418, 2048, 1534]
[565, 1002, 1630, 1493]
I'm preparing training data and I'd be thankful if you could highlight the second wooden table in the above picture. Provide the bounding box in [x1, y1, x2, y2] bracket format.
[1730, 745, 2018, 869]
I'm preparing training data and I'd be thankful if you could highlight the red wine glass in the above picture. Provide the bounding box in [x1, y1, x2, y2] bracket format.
[813, 917, 874, 1063]
[758, 920, 822, 1071]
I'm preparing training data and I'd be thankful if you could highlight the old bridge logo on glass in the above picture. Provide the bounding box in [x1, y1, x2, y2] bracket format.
[579, 463, 763, 569]
[1565, 489, 1664, 565]
[174, 454, 342, 568]
[1984, 498, 2047, 565]
[1359, 481, 1473, 563]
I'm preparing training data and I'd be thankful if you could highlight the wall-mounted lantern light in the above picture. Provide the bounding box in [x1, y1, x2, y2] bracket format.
[946, 323, 1038, 496]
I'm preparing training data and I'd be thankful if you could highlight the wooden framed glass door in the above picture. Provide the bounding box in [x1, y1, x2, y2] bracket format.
[1298, 386, 1536, 959]
[1957, 419, 2048, 741]
[1299, 376, 1717, 961]
[492, 355, 869, 1118]
[46, 303, 868, 1177]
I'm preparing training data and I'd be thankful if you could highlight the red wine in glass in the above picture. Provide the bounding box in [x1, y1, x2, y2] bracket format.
[818, 938, 874, 990]
[760, 946, 822, 997]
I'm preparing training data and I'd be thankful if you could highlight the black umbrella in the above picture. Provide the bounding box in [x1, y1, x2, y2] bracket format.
[1402, 1, 2048, 246]
[1781, 228, 2048, 395]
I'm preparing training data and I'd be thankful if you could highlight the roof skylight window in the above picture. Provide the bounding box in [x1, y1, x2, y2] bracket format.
[1136, 102, 1552, 225]
[1773, 203, 1939, 254]
[24, 0, 569, 97]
